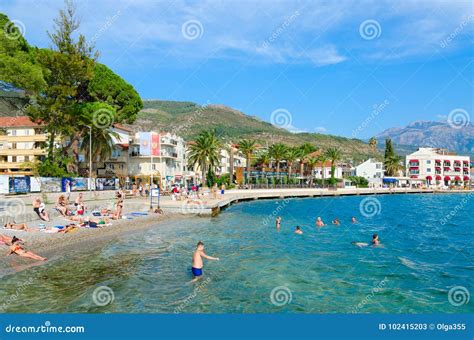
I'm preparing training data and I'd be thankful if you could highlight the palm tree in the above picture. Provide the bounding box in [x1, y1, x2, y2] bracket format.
[385, 155, 404, 177]
[306, 157, 319, 187]
[187, 130, 221, 185]
[256, 151, 270, 169]
[285, 147, 300, 178]
[269, 143, 288, 176]
[225, 143, 237, 185]
[368, 137, 377, 151]
[81, 126, 119, 164]
[238, 139, 257, 184]
[324, 147, 342, 185]
[297, 143, 317, 176]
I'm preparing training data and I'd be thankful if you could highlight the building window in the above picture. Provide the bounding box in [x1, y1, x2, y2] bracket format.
[426, 160, 431, 164]
[12, 130, 16, 136]
[427, 168, 431, 173]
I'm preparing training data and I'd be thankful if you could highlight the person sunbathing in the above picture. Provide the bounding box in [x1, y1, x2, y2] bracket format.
[58, 224, 78, 234]
[0, 234, 23, 245]
[8, 237, 46, 261]
[4, 222, 28, 231]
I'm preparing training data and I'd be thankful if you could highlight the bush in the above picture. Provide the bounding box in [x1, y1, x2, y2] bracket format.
[347, 176, 369, 188]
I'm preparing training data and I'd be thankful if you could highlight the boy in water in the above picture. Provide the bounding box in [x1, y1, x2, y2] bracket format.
[351, 217, 357, 224]
[276, 216, 281, 231]
[315, 217, 325, 227]
[192, 241, 219, 281]
[295, 226, 303, 234]
[371, 234, 380, 245]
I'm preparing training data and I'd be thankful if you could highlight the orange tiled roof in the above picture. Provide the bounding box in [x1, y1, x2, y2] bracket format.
[0, 116, 42, 127]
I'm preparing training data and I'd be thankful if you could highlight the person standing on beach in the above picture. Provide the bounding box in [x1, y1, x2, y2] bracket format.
[220, 183, 225, 196]
[191, 241, 219, 281]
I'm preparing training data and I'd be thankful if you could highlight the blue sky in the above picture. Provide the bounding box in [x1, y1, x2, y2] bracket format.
[2, 0, 473, 138]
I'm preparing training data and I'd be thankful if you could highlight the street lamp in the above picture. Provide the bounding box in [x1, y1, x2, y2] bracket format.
[86, 125, 92, 199]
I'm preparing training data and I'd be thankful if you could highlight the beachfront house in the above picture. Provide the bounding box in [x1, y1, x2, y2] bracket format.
[405, 147, 470, 187]
[355, 158, 384, 179]
[311, 161, 343, 180]
[128, 132, 187, 189]
[0, 116, 47, 175]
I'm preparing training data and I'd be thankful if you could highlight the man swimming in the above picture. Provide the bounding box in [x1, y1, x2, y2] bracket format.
[295, 226, 303, 234]
[276, 216, 281, 231]
[332, 218, 340, 226]
[351, 217, 357, 223]
[371, 234, 380, 246]
[315, 217, 325, 227]
[191, 241, 219, 281]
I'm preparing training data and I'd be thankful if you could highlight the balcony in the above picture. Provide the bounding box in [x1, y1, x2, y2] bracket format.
[0, 135, 47, 142]
[0, 162, 29, 170]
[160, 151, 178, 158]
[160, 138, 178, 146]
[0, 148, 46, 156]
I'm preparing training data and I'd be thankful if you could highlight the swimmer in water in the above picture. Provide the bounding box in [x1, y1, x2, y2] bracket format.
[191, 241, 219, 282]
[332, 218, 340, 226]
[351, 217, 357, 224]
[276, 216, 281, 231]
[315, 217, 325, 227]
[371, 234, 380, 246]
[295, 226, 303, 234]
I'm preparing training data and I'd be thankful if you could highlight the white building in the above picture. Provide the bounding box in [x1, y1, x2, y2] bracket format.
[355, 158, 384, 179]
[312, 161, 343, 179]
[129, 132, 187, 188]
[406, 148, 470, 187]
[216, 144, 246, 176]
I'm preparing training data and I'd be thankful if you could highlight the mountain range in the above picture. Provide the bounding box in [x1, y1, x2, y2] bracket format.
[376, 121, 474, 156]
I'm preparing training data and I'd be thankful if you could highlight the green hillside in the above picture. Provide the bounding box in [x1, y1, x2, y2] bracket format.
[131, 100, 381, 162]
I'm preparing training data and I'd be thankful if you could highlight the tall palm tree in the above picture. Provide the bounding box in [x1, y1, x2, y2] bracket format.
[306, 157, 319, 187]
[368, 137, 377, 151]
[325, 147, 342, 185]
[238, 139, 257, 184]
[285, 147, 300, 177]
[297, 143, 317, 176]
[224, 143, 237, 185]
[385, 155, 404, 177]
[269, 143, 288, 176]
[81, 126, 119, 164]
[256, 151, 270, 169]
[187, 130, 221, 185]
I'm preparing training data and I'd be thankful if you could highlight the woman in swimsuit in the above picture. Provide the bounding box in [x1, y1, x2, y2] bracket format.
[8, 237, 46, 261]
[56, 195, 70, 216]
[4, 222, 28, 231]
[115, 191, 124, 219]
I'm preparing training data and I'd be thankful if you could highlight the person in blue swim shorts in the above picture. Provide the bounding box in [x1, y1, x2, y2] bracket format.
[192, 241, 219, 281]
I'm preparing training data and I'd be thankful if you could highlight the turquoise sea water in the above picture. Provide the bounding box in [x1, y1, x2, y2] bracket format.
[0, 194, 473, 313]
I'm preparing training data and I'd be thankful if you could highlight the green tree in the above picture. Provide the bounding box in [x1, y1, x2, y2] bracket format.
[188, 130, 221, 185]
[317, 153, 328, 186]
[297, 143, 317, 175]
[384, 139, 402, 176]
[269, 143, 288, 176]
[206, 167, 217, 187]
[238, 139, 257, 184]
[325, 148, 341, 185]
